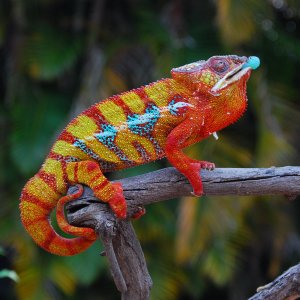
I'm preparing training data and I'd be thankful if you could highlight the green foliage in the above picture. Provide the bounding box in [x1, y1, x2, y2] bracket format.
[62, 245, 107, 285]
[10, 84, 72, 175]
[1, 0, 300, 299]
[22, 26, 83, 81]
[216, 0, 272, 46]
[149, 261, 186, 300]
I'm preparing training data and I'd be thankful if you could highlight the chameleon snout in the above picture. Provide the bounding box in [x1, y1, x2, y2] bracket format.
[243, 56, 260, 70]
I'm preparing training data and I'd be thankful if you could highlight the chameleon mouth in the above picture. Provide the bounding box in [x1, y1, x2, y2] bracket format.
[211, 56, 260, 94]
[211, 64, 250, 93]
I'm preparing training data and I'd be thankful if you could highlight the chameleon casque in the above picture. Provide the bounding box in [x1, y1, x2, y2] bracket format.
[20, 55, 260, 256]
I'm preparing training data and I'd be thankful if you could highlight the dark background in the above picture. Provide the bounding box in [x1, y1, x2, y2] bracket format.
[1, 0, 300, 299]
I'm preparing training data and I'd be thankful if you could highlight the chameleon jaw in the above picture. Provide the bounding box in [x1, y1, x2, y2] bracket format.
[211, 64, 251, 94]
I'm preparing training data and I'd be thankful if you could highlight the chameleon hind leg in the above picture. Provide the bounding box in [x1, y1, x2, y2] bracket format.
[66, 161, 127, 219]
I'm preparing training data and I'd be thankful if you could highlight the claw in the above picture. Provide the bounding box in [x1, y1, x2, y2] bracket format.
[131, 207, 146, 219]
[191, 190, 203, 197]
[200, 161, 215, 170]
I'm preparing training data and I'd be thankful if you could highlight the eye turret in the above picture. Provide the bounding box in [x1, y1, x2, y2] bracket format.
[209, 58, 230, 74]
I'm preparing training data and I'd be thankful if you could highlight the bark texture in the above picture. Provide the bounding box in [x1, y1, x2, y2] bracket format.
[66, 166, 300, 300]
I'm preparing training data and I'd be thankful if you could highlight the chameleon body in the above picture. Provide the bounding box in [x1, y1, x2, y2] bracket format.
[20, 55, 260, 256]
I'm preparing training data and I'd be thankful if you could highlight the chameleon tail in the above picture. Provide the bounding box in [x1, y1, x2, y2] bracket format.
[56, 184, 97, 239]
[20, 174, 96, 256]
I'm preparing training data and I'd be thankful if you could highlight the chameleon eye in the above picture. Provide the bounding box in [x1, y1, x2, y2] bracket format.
[210, 59, 229, 74]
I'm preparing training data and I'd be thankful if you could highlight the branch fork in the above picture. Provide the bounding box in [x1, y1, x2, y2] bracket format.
[66, 166, 300, 299]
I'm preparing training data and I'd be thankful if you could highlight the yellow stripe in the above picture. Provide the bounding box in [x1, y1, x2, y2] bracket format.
[67, 115, 98, 138]
[48, 236, 69, 255]
[97, 101, 126, 125]
[27, 220, 52, 244]
[42, 159, 65, 190]
[96, 184, 114, 202]
[65, 162, 108, 186]
[78, 166, 86, 183]
[66, 163, 76, 182]
[53, 138, 120, 163]
[90, 174, 107, 186]
[20, 201, 48, 222]
[84, 140, 121, 162]
[116, 131, 156, 162]
[27, 177, 60, 206]
[144, 81, 170, 107]
[120, 92, 145, 114]
[72, 164, 103, 185]
[52, 140, 90, 160]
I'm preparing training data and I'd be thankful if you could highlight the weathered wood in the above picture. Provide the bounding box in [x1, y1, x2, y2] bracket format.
[249, 263, 300, 300]
[67, 185, 152, 300]
[120, 166, 300, 208]
[66, 166, 300, 299]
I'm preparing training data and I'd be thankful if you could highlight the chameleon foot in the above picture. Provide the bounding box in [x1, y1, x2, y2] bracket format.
[108, 182, 127, 219]
[188, 161, 215, 196]
[188, 162, 205, 196]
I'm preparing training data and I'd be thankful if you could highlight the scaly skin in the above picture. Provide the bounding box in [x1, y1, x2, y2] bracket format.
[20, 55, 259, 256]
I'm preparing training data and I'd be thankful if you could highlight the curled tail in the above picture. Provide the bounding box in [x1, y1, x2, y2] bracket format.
[20, 174, 96, 256]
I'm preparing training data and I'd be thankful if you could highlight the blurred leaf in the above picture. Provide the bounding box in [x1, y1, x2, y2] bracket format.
[62, 244, 106, 285]
[0, 246, 5, 256]
[216, 0, 272, 46]
[202, 240, 236, 285]
[175, 197, 198, 263]
[49, 262, 76, 295]
[135, 8, 171, 53]
[10, 83, 71, 175]
[282, 0, 300, 9]
[22, 25, 83, 80]
[252, 73, 296, 165]
[150, 261, 185, 300]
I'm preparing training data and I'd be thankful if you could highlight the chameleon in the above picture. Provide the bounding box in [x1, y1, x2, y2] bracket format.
[20, 55, 260, 256]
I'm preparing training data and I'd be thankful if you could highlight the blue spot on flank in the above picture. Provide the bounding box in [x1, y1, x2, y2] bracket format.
[73, 139, 117, 171]
[73, 139, 102, 161]
[127, 104, 160, 136]
[94, 124, 128, 161]
[127, 104, 163, 157]
[95, 124, 117, 144]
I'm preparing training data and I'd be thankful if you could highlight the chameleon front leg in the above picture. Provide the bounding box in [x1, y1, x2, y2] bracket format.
[65, 161, 127, 219]
[165, 118, 214, 196]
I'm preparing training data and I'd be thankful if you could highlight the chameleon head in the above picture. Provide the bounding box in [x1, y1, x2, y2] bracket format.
[171, 55, 260, 96]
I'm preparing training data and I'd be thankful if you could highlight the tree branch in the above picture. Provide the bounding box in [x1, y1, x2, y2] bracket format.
[249, 263, 300, 300]
[66, 166, 300, 299]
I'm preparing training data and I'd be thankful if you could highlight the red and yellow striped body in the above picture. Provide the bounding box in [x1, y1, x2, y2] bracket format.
[20, 55, 258, 255]
[54, 78, 190, 173]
